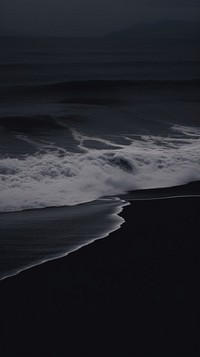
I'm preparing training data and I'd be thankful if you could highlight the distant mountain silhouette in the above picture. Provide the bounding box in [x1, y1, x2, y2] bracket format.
[105, 20, 200, 39]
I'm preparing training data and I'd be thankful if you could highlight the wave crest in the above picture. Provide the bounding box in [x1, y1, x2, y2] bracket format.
[0, 125, 200, 213]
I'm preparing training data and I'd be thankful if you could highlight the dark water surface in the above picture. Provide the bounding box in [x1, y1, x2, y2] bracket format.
[0, 37, 200, 279]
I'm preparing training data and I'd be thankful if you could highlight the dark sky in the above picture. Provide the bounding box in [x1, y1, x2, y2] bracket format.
[1, 0, 200, 36]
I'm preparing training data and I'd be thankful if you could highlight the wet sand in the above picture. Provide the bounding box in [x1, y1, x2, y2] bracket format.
[0, 183, 199, 356]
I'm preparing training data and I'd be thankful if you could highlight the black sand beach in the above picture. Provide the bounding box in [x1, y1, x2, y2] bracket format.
[0, 182, 199, 356]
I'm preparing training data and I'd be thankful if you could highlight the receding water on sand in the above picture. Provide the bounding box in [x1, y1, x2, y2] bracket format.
[0, 197, 128, 280]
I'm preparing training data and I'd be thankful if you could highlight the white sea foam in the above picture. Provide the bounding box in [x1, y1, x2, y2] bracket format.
[0, 125, 200, 212]
[0, 197, 128, 280]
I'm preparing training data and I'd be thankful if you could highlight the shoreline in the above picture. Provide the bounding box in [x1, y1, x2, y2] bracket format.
[0, 182, 199, 355]
[0, 197, 128, 281]
[1, 181, 199, 282]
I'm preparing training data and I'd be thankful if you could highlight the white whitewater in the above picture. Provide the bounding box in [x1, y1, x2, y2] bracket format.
[0, 124, 200, 213]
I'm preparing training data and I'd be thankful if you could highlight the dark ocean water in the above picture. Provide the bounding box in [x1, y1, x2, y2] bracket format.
[0, 37, 200, 279]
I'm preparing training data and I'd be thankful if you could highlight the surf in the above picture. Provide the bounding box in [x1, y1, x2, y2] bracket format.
[0, 125, 200, 213]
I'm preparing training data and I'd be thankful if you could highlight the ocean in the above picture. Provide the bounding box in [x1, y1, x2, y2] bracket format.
[0, 36, 200, 280]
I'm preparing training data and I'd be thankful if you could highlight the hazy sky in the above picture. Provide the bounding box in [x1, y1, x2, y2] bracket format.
[1, 0, 200, 36]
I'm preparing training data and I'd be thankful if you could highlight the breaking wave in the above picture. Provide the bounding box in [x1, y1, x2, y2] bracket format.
[0, 124, 200, 213]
